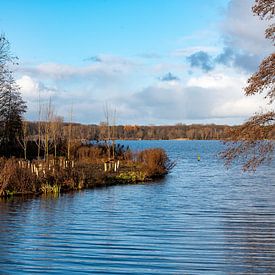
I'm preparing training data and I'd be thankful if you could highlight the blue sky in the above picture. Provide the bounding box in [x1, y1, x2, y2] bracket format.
[1, 0, 227, 63]
[0, 0, 273, 125]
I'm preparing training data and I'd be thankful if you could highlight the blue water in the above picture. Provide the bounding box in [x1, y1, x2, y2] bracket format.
[0, 140, 275, 274]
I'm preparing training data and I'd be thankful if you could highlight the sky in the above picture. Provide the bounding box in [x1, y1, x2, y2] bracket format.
[0, 0, 273, 125]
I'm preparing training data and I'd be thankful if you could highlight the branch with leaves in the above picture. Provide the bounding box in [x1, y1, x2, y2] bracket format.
[221, 112, 275, 171]
[221, 0, 275, 171]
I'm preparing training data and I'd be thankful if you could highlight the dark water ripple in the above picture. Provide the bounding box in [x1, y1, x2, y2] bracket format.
[0, 141, 275, 274]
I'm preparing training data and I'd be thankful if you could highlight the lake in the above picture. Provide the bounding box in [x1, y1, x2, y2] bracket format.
[0, 140, 275, 274]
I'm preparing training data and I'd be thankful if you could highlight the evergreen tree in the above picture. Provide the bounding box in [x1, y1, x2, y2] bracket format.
[0, 34, 26, 157]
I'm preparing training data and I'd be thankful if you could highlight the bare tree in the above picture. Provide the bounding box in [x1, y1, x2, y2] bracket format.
[17, 120, 29, 160]
[65, 104, 73, 160]
[51, 115, 63, 158]
[101, 103, 117, 160]
[103, 102, 111, 160]
[35, 91, 42, 160]
[41, 99, 54, 161]
[0, 35, 26, 157]
[111, 108, 117, 159]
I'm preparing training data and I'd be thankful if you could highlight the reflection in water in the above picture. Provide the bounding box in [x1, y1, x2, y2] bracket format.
[0, 141, 275, 274]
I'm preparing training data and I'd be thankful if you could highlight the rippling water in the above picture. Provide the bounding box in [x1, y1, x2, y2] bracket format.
[0, 140, 275, 274]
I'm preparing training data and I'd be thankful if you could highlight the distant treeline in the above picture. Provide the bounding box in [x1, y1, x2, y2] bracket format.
[26, 122, 240, 140]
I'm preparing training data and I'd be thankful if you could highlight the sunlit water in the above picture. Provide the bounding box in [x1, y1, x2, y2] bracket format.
[0, 140, 275, 274]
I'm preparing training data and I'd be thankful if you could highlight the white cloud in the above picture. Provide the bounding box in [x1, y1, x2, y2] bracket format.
[17, 75, 40, 98]
[111, 65, 268, 124]
[17, 75, 56, 100]
[16, 75, 60, 119]
[20, 55, 136, 81]
[221, 0, 272, 55]
[184, 0, 273, 74]
[211, 97, 264, 118]
[17, 63, 267, 125]
[15, 0, 273, 126]
[186, 72, 247, 89]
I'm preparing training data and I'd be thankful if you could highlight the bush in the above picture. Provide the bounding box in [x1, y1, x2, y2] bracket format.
[76, 143, 132, 163]
[116, 171, 146, 182]
[40, 183, 60, 194]
[0, 158, 36, 196]
[76, 146, 102, 163]
[137, 148, 174, 178]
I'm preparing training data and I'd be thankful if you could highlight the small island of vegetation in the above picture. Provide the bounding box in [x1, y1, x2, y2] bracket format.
[0, 142, 174, 197]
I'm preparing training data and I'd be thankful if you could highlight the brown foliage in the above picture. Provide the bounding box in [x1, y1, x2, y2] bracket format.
[245, 53, 275, 103]
[221, 140, 274, 171]
[137, 148, 174, 178]
[0, 158, 36, 195]
[221, 112, 275, 171]
[222, 0, 275, 171]
[226, 111, 275, 140]
[246, 0, 275, 101]
[222, 111, 275, 171]
[252, 0, 275, 42]
[246, 0, 275, 103]
[247, 0, 275, 103]
[76, 146, 102, 163]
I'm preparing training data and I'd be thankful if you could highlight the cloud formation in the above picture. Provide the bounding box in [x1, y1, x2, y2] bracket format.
[186, 48, 262, 73]
[221, 0, 272, 55]
[17, 75, 57, 100]
[159, 72, 180, 82]
[16, 0, 272, 125]
[83, 56, 102, 62]
[110, 71, 266, 125]
[20, 55, 136, 81]
[186, 51, 214, 72]
[186, 0, 273, 74]
[17, 63, 264, 125]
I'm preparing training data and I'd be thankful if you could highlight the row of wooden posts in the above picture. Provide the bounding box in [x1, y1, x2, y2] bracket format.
[17, 158, 120, 177]
[104, 160, 120, 172]
[17, 158, 75, 177]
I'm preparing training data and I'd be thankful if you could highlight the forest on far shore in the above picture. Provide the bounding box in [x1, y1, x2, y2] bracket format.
[26, 122, 275, 141]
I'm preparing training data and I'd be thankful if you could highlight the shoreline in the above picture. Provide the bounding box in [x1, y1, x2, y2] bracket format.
[0, 175, 163, 199]
[0, 147, 173, 198]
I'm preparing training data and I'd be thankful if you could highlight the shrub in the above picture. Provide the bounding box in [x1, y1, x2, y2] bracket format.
[40, 183, 60, 194]
[76, 143, 133, 163]
[137, 148, 174, 178]
[116, 171, 146, 182]
[0, 158, 36, 196]
[76, 146, 102, 163]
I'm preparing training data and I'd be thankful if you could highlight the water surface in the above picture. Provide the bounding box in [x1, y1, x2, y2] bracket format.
[0, 141, 275, 274]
